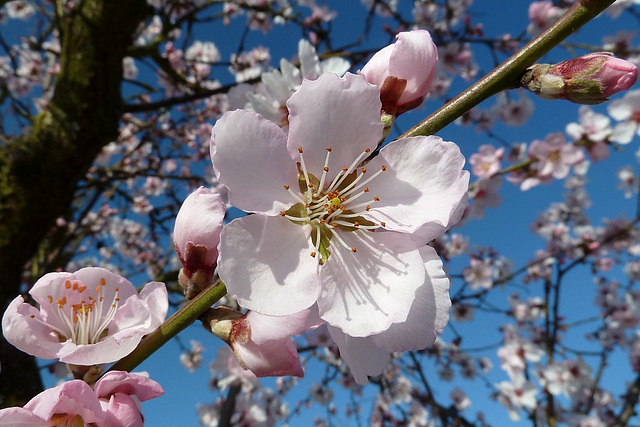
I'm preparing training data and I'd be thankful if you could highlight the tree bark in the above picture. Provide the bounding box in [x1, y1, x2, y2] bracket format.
[0, 0, 150, 407]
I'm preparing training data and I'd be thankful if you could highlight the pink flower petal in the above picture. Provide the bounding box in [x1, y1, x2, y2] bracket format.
[364, 136, 469, 234]
[0, 407, 48, 426]
[211, 110, 299, 215]
[232, 338, 304, 378]
[94, 371, 164, 402]
[318, 230, 424, 337]
[1, 296, 62, 360]
[99, 394, 143, 427]
[287, 73, 383, 185]
[24, 381, 104, 424]
[138, 281, 169, 331]
[218, 215, 320, 316]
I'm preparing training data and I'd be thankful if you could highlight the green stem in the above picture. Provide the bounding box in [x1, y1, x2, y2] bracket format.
[400, 0, 616, 138]
[108, 280, 227, 373]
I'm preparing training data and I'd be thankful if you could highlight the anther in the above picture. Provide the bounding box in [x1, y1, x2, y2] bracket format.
[284, 185, 290, 190]
[95, 286, 101, 294]
[298, 146, 303, 153]
[308, 183, 313, 188]
[361, 168, 367, 173]
[100, 277, 106, 286]
[351, 247, 357, 253]
[366, 205, 371, 211]
[323, 167, 329, 172]
[30, 314, 35, 318]
[381, 222, 386, 227]
[382, 165, 387, 171]
[72, 282, 78, 291]
[65, 280, 71, 289]
[47, 295, 53, 303]
[365, 148, 371, 153]
[326, 147, 332, 152]
[354, 221, 360, 227]
[342, 167, 348, 172]
[364, 187, 369, 193]
[280, 211, 286, 216]
[78, 286, 86, 293]
[305, 203, 311, 208]
[374, 196, 380, 201]
[310, 251, 317, 258]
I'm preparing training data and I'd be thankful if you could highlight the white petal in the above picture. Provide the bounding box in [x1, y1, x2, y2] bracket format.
[318, 230, 424, 337]
[286, 73, 383, 185]
[611, 121, 638, 144]
[319, 57, 351, 76]
[365, 136, 469, 233]
[298, 39, 321, 80]
[211, 110, 299, 215]
[327, 325, 390, 385]
[372, 245, 450, 351]
[218, 215, 320, 316]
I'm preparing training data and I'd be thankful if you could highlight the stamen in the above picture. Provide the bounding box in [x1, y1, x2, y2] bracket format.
[341, 166, 387, 199]
[317, 147, 333, 194]
[326, 149, 371, 193]
[297, 147, 311, 195]
[284, 186, 306, 205]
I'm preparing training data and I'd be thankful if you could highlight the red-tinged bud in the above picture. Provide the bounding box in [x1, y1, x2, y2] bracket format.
[521, 52, 638, 104]
[174, 187, 225, 297]
[205, 307, 323, 378]
[361, 30, 438, 114]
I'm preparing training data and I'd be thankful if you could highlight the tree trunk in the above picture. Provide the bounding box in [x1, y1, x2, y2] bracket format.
[0, 0, 150, 407]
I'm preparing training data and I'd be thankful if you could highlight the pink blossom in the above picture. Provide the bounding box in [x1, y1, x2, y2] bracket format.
[529, 132, 584, 180]
[527, 1, 564, 35]
[462, 257, 494, 290]
[361, 30, 438, 112]
[566, 106, 612, 161]
[2, 267, 168, 365]
[0, 380, 105, 426]
[469, 144, 504, 178]
[174, 187, 225, 279]
[208, 306, 322, 378]
[469, 176, 502, 218]
[211, 73, 467, 338]
[608, 88, 640, 144]
[94, 371, 165, 427]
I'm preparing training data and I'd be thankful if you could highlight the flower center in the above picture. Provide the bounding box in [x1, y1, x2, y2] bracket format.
[30, 277, 121, 345]
[280, 146, 387, 263]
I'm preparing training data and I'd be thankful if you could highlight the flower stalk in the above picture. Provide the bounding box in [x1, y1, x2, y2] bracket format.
[401, 0, 617, 139]
[108, 280, 227, 373]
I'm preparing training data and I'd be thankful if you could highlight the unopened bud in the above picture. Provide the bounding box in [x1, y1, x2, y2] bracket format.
[361, 30, 438, 114]
[521, 52, 638, 104]
[173, 187, 225, 285]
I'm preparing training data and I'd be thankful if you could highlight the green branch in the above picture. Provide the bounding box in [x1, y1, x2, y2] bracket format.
[108, 280, 227, 373]
[401, 0, 617, 138]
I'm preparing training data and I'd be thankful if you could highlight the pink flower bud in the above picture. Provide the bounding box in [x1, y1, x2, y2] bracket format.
[206, 306, 323, 378]
[361, 30, 438, 114]
[173, 187, 226, 279]
[521, 52, 638, 104]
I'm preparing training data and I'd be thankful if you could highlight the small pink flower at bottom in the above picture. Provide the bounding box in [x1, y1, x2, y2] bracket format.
[0, 371, 163, 427]
[2, 267, 168, 365]
[94, 371, 165, 427]
[529, 132, 584, 180]
[0, 380, 105, 426]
